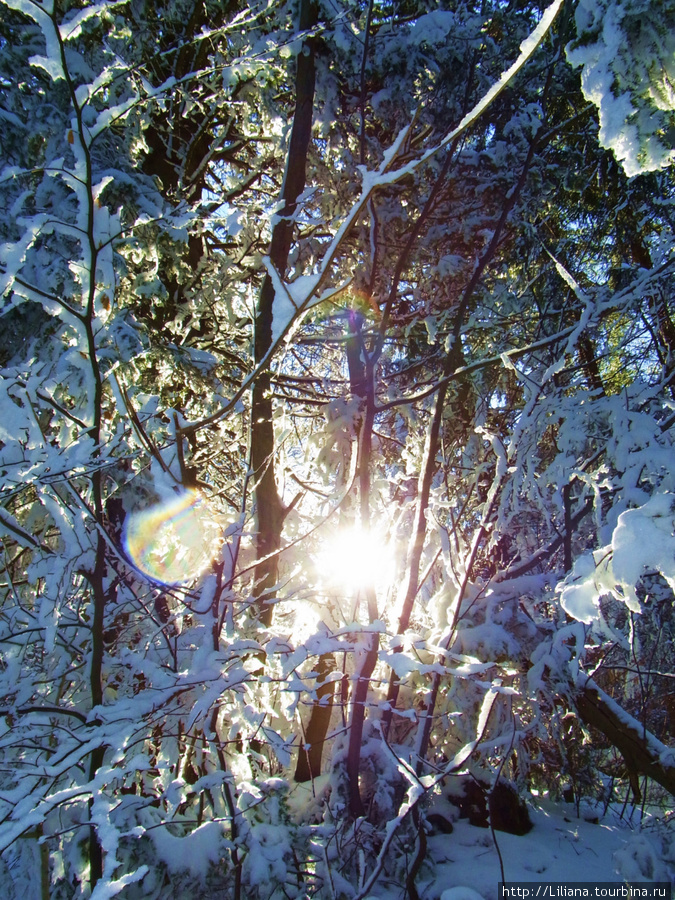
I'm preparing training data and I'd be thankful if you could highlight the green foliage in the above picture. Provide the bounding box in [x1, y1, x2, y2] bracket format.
[567, 0, 675, 178]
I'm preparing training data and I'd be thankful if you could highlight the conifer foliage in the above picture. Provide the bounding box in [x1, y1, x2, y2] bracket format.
[0, 0, 674, 896]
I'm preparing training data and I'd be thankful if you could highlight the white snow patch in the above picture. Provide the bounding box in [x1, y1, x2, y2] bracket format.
[147, 820, 225, 878]
[441, 889, 486, 900]
[407, 10, 456, 46]
[612, 493, 675, 605]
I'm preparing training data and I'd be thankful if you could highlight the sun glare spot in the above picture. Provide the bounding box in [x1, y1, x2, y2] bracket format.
[124, 489, 221, 584]
[317, 526, 395, 594]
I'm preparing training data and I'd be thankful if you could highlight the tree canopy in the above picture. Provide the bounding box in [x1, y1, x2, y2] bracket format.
[0, 0, 674, 896]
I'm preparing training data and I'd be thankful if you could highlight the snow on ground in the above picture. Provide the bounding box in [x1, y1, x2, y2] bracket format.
[416, 799, 673, 900]
[288, 778, 673, 899]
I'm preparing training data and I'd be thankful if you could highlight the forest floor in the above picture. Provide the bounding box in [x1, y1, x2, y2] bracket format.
[399, 796, 674, 900]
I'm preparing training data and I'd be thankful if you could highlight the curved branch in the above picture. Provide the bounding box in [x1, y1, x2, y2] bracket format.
[0, 705, 94, 725]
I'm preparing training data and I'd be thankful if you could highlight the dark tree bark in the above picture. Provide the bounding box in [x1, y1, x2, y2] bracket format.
[295, 653, 336, 782]
[562, 483, 573, 574]
[86, 530, 116, 885]
[251, 0, 318, 626]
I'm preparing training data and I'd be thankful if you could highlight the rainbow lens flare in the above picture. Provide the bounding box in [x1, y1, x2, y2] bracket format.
[124, 489, 220, 584]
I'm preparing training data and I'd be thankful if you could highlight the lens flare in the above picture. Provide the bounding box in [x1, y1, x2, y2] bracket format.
[124, 489, 220, 584]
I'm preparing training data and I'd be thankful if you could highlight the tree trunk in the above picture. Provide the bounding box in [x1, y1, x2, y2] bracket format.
[342, 311, 380, 816]
[295, 653, 336, 782]
[574, 678, 675, 800]
[250, 0, 318, 625]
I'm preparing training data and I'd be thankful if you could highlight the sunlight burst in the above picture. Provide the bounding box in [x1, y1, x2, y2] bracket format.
[317, 526, 395, 594]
